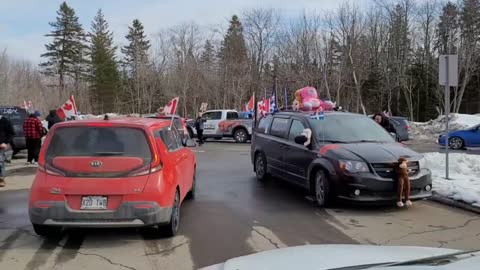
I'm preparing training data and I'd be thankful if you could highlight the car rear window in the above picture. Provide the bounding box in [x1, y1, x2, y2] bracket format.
[46, 127, 152, 164]
[0, 107, 27, 125]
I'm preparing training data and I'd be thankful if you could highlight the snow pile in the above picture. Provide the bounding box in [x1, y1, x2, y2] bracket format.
[424, 152, 480, 207]
[410, 113, 480, 141]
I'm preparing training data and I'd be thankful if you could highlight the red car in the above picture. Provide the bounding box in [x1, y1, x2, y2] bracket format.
[29, 117, 197, 237]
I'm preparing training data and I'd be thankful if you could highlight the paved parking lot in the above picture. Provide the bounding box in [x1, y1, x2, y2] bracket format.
[0, 142, 479, 270]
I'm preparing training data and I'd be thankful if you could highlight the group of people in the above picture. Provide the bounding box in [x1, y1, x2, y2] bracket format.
[0, 109, 61, 188]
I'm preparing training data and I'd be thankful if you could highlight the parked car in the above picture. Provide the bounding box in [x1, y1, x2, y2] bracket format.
[437, 124, 480, 149]
[29, 117, 197, 237]
[0, 106, 28, 154]
[390, 116, 410, 142]
[251, 111, 432, 207]
[187, 110, 253, 143]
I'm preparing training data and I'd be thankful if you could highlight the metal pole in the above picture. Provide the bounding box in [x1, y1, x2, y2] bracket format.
[445, 56, 450, 180]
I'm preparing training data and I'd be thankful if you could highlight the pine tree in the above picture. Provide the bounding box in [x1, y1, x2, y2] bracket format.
[218, 15, 248, 68]
[40, 1, 88, 94]
[121, 19, 151, 74]
[200, 40, 215, 72]
[89, 9, 120, 113]
[436, 2, 460, 54]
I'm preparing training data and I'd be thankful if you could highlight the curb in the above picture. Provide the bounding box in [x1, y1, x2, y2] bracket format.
[430, 193, 480, 215]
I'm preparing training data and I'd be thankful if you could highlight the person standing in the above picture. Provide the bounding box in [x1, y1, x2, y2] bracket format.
[23, 111, 44, 165]
[45, 109, 61, 129]
[373, 113, 396, 134]
[195, 114, 206, 145]
[0, 116, 14, 187]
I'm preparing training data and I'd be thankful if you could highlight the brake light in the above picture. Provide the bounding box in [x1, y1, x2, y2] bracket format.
[87, 122, 113, 127]
[128, 162, 163, 176]
[404, 125, 409, 130]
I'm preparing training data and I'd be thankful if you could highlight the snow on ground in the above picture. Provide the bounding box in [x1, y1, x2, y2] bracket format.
[410, 113, 480, 141]
[424, 152, 480, 207]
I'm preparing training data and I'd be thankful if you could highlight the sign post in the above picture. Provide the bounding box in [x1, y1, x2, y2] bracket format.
[439, 55, 458, 180]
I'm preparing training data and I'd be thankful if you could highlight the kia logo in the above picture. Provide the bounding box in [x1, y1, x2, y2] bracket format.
[90, 160, 103, 168]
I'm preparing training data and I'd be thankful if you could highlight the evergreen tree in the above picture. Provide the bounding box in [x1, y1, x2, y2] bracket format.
[436, 2, 460, 54]
[121, 19, 151, 74]
[218, 15, 248, 68]
[200, 39, 215, 71]
[89, 9, 120, 113]
[40, 1, 88, 93]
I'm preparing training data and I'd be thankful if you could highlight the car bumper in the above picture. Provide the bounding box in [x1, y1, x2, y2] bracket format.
[337, 169, 433, 202]
[12, 136, 26, 150]
[29, 201, 172, 228]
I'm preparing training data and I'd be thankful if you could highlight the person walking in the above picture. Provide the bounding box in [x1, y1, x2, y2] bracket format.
[195, 114, 206, 145]
[23, 111, 44, 165]
[0, 116, 14, 187]
[45, 109, 61, 129]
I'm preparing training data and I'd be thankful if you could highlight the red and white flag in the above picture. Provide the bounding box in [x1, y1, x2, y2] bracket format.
[162, 97, 179, 115]
[245, 94, 255, 111]
[56, 95, 78, 120]
[257, 98, 270, 116]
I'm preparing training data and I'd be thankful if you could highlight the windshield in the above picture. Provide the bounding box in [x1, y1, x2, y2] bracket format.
[309, 114, 395, 143]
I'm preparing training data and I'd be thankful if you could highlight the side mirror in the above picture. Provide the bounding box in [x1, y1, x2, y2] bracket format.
[294, 135, 308, 145]
[183, 138, 196, 147]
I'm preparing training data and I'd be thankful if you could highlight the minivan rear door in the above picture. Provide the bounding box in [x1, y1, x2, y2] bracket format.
[44, 126, 153, 198]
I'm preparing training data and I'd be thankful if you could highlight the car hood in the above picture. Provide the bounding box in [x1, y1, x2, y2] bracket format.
[329, 143, 422, 163]
[200, 245, 459, 270]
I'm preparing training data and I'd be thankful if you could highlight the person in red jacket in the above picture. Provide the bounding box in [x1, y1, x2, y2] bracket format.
[23, 111, 44, 165]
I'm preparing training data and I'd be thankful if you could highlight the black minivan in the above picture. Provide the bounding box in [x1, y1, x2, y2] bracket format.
[0, 106, 28, 154]
[251, 111, 432, 206]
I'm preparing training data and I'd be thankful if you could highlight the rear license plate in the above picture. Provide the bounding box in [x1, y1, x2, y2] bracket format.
[81, 196, 107, 210]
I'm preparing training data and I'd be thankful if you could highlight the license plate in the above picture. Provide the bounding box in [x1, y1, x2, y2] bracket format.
[81, 196, 107, 210]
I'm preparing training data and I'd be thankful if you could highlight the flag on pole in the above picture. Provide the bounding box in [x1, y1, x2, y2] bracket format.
[163, 97, 179, 115]
[284, 87, 288, 109]
[245, 94, 255, 111]
[257, 98, 270, 116]
[56, 95, 78, 120]
[270, 88, 277, 113]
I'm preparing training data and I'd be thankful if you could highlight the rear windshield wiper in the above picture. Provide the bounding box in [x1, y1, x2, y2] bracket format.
[93, 152, 124, 156]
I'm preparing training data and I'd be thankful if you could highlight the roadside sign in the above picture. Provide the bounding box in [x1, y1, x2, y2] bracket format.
[439, 55, 458, 87]
[439, 55, 458, 180]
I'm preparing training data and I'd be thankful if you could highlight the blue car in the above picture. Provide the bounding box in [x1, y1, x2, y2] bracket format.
[437, 124, 480, 149]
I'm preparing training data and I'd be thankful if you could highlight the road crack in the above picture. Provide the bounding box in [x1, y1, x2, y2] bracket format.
[382, 217, 480, 245]
[144, 240, 189, 256]
[252, 227, 282, 249]
[77, 251, 137, 270]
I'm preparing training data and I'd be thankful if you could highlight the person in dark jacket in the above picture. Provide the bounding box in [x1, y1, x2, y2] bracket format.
[45, 110, 61, 129]
[0, 116, 14, 187]
[195, 114, 206, 145]
[373, 113, 396, 134]
[23, 111, 44, 165]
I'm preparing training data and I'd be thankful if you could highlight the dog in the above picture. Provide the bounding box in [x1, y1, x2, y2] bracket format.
[396, 157, 412, 207]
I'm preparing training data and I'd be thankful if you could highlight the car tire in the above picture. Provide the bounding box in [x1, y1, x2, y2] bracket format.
[234, 129, 248, 143]
[448, 136, 464, 150]
[312, 170, 333, 207]
[255, 152, 269, 182]
[33, 224, 62, 238]
[160, 190, 181, 237]
[186, 171, 196, 200]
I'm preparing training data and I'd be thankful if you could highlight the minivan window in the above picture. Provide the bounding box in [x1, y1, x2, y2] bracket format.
[257, 115, 273, 133]
[227, 112, 238, 120]
[203, 112, 222, 120]
[270, 118, 290, 138]
[288, 120, 306, 141]
[46, 127, 152, 163]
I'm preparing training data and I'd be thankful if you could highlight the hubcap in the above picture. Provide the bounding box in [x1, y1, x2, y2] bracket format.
[316, 173, 325, 205]
[236, 131, 246, 142]
[256, 156, 264, 178]
[449, 137, 462, 149]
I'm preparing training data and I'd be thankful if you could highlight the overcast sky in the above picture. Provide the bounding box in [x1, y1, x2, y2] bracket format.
[0, 0, 369, 64]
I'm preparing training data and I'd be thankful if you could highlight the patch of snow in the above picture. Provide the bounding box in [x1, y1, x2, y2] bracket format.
[409, 114, 480, 141]
[424, 152, 480, 206]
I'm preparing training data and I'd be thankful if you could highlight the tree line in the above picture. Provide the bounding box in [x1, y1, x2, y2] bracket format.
[1, 0, 480, 121]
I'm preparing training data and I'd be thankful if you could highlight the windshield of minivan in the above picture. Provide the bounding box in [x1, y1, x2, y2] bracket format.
[309, 114, 395, 143]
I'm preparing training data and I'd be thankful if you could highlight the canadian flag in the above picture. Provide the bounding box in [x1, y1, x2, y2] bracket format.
[56, 95, 78, 120]
[245, 94, 255, 111]
[162, 97, 179, 115]
[257, 98, 270, 116]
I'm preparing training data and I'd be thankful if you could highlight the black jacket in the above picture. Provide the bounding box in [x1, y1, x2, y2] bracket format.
[0, 117, 14, 145]
[46, 110, 61, 129]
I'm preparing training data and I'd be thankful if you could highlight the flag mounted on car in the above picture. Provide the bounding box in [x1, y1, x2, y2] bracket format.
[56, 95, 77, 120]
[162, 97, 179, 115]
[270, 88, 277, 113]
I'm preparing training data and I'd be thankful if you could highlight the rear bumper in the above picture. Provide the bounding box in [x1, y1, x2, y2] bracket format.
[336, 169, 433, 203]
[29, 201, 172, 228]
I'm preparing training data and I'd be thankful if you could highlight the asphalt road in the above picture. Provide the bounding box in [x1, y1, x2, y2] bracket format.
[0, 142, 479, 270]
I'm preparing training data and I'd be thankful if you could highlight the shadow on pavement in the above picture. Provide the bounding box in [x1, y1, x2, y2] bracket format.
[8, 166, 38, 176]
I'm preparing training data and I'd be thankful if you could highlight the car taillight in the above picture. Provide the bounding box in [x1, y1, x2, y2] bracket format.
[404, 125, 409, 130]
[38, 163, 66, 176]
[128, 162, 163, 176]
